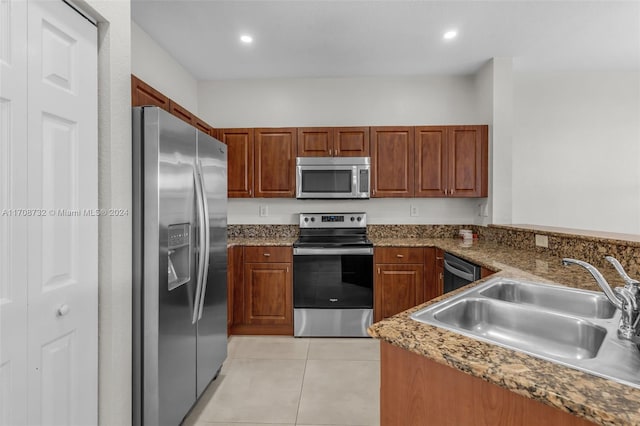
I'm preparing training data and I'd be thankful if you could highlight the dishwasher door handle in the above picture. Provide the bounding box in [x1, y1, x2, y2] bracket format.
[444, 259, 475, 282]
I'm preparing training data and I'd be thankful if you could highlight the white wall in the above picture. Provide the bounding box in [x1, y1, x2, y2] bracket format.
[131, 22, 199, 113]
[512, 71, 640, 234]
[198, 75, 480, 127]
[229, 198, 482, 225]
[75, 0, 132, 425]
[199, 75, 487, 225]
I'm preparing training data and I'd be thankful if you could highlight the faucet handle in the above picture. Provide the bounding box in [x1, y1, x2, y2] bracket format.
[605, 256, 640, 287]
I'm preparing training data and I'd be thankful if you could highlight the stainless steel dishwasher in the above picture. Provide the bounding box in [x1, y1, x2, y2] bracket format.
[443, 252, 481, 293]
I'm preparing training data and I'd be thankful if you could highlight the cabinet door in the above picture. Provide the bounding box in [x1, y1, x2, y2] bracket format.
[434, 248, 444, 297]
[424, 248, 442, 301]
[131, 75, 169, 111]
[227, 246, 244, 332]
[447, 126, 488, 197]
[334, 127, 370, 157]
[415, 126, 447, 197]
[375, 264, 423, 322]
[220, 128, 254, 198]
[244, 262, 292, 326]
[254, 128, 297, 197]
[297, 127, 333, 157]
[370, 127, 414, 197]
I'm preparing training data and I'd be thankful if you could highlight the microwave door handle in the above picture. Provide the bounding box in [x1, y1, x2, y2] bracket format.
[352, 166, 358, 196]
[196, 162, 210, 321]
[192, 166, 206, 324]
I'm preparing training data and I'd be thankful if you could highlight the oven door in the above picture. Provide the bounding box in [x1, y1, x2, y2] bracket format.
[293, 247, 373, 308]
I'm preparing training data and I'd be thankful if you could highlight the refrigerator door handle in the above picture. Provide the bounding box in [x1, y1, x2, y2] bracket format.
[196, 161, 211, 320]
[192, 165, 207, 324]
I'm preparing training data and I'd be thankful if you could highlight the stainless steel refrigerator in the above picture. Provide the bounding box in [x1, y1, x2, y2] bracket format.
[132, 106, 228, 426]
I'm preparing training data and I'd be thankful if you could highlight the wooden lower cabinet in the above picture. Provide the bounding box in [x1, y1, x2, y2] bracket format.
[375, 263, 423, 322]
[374, 247, 441, 322]
[380, 341, 595, 426]
[229, 246, 293, 335]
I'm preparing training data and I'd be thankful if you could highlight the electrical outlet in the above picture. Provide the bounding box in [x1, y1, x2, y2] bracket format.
[259, 205, 268, 217]
[410, 205, 419, 217]
[478, 203, 489, 217]
[535, 234, 549, 248]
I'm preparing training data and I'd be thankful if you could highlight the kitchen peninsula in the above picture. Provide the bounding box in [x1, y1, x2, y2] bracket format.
[369, 226, 640, 426]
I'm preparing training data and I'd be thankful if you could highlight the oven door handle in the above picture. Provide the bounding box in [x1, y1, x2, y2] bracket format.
[293, 247, 374, 256]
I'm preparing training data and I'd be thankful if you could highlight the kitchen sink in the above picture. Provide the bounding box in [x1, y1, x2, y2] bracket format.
[479, 280, 616, 319]
[410, 277, 640, 389]
[430, 298, 606, 360]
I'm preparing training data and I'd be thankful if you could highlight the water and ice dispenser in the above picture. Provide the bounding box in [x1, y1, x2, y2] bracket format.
[167, 223, 191, 291]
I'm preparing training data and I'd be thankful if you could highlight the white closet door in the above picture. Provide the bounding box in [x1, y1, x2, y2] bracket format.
[26, 1, 98, 425]
[0, 0, 29, 424]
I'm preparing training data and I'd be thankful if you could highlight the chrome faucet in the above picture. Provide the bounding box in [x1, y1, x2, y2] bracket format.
[562, 256, 640, 344]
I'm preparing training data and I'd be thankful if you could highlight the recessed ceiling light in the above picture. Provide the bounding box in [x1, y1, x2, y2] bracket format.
[443, 30, 458, 40]
[240, 35, 253, 44]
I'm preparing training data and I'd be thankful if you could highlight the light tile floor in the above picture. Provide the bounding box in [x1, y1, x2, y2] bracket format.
[184, 336, 380, 426]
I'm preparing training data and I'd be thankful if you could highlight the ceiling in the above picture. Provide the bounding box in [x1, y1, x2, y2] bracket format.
[131, 0, 640, 80]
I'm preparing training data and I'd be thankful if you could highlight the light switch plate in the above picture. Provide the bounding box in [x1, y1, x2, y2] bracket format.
[410, 205, 419, 217]
[259, 205, 268, 217]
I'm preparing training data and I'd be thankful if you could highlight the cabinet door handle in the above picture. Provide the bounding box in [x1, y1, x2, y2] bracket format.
[249, 189, 252, 196]
[329, 148, 332, 156]
[263, 253, 271, 257]
[377, 267, 381, 274]
[396, 254, 404, 258]
[451, 189, 455, 195]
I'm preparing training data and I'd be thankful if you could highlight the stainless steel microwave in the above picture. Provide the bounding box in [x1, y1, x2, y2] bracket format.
[296, 157, 370, 199]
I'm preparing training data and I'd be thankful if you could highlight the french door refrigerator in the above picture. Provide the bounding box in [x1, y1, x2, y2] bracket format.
[132, 106, 228, 426]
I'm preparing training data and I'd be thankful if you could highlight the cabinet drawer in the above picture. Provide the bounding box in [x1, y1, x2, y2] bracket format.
[375, 247, 424, 264]
[244, 246, 292, 263]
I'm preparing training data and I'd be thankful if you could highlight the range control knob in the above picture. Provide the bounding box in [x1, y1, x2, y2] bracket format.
[350, 216, 355, 222]
[310, 217, 315, 222]
[357, 216, 362, 222]
[304, 217, 309, 222]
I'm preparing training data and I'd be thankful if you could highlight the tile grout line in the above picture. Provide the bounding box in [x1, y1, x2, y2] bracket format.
[293, 340, 311, 426]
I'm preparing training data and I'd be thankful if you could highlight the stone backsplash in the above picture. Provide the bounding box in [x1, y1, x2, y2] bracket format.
[367, 224, 478, 239]
[480, 225, 640, 277]
[227, 224, 299, 239]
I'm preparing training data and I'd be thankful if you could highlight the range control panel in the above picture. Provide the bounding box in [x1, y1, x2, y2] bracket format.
[299, 213, 367, 228]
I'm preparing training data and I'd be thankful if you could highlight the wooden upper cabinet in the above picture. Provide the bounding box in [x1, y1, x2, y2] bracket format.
[448, 126, 488, 197]
[168, 100, 194, 125]
[254, 128, 297, 198]
[334, 127, 369, 156]
[370, 127, 414, 197]
[131, 75, 169, 111]
[415, 126, 447, 197]
[193, 116, 213, 135]
[297, 127, 333, 157]
[219, 128, 254, 198]
[415, 125, 488, 198]
[297, 127, 369, 157]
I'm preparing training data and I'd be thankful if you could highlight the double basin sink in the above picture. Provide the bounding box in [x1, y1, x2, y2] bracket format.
[411, 277, 640, 389]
